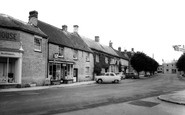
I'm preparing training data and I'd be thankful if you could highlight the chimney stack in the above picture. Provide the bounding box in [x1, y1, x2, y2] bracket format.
[131, 48, 134, 52]
[95, 36, 100, 42]
[62, 25, 68, 32]
[118, 47, 121, 52]
[73, 25, 79, 33]
[109, 40, 113, 48]
[28, 10, 38, 27]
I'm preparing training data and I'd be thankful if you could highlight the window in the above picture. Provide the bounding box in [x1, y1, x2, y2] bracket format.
[110, 73, 114, 76]
[86, 53, 90, 62]
[59, 46, 64, 57]
[110, 58, 114, 64]
[96, 54, 99, 62]
[105, 57, 108, 64]
[85, 67, 90, 74]
[34, 37, 42, 52]
[73, 50, 78, 60]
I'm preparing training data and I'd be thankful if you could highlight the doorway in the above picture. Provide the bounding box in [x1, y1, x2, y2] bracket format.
[73, 68, 78, 82]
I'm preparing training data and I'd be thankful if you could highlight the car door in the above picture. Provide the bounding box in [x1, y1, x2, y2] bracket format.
[103, 73, 109, 82]
[110, 73, 115, 82]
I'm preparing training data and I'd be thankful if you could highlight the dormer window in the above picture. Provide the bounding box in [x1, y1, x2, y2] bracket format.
[59, 46, 64, 58]
[73, 50, 78, 60]
[34, 37, 42, 52]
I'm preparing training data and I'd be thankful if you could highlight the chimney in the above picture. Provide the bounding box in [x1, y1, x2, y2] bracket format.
[118, 47, 121, 52]
[62, 25, 68, 32]
[95, 36, 100, 42]
[109, 40, 113, 48]
[73, 25, 79, 33]
[28, 10, 38, 27]
[131, 48, 134, 52]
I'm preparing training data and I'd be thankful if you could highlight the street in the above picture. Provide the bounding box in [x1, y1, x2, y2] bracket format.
[1, 74, 185, 115]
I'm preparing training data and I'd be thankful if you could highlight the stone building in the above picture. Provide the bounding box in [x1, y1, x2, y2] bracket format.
[162, 60, 177, 74]
[0, 11, 48, 88]
[37, 19, 94, 84]
[82, 36, 128, 76]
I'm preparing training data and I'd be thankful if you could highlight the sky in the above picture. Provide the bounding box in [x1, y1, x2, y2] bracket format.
[1, 0, 185, 64]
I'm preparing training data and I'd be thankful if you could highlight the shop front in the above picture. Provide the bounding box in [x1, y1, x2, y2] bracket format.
[49, 59, 75, 84]
[0, 51, 22, 85]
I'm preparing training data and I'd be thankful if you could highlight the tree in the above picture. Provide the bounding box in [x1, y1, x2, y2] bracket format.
[130, 52, 147, 76]
[176, 53, 185, 72]
[130, 51, 159, 76]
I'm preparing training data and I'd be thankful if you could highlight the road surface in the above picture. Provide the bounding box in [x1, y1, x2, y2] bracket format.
[0, 74, 185, 115]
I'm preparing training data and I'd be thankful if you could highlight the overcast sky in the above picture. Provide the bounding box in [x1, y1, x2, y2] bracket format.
[1, 0, 185, 64]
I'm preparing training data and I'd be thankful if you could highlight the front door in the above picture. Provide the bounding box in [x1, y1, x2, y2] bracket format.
[73, 68, 78, 82]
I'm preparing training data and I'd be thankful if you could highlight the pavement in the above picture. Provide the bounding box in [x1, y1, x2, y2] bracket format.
[158, 90, 185, 105]
[0, 81, 96, 92]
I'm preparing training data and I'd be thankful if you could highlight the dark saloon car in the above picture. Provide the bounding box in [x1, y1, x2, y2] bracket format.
[125, 72, 140, 79]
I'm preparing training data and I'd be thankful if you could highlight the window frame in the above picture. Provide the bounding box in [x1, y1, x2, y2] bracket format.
[73, 49, 78, 60]
[34, 36, 42, 52]
[58, 46, 64, 58]
[96, 54, 99, 62]
[86, 53, 90, 62]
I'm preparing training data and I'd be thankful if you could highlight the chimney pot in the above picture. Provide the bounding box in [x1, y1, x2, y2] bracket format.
[109, 40, 113, 48]
[28, 10, 38, 26]
[131, 48, 134, 52]
[95, 36, 100, 42]
[73, 25, 79, 33]
[62, 25, 68, 31]
[118, 47, 121, 52]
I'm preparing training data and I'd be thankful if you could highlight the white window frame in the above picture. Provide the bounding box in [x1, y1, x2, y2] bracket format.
[34, 36, 42, 52]
[86, 53, 90, 62]
[73, 50, 78, 60]
[105, 57, 108, 64]
[58, 46, 64, 58]
[96, 54, 99, 62]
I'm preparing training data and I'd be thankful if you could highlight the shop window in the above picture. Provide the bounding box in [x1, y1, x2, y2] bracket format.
[73, 50, 78, 60]
[59, 46, 64, 58]
[96, 54, 99, 62]
[34, 37, 42, 52]
[86, 53, 90, 62]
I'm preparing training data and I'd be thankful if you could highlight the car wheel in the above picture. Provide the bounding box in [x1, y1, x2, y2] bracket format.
[97, 79, 103, 83]
[114, 79, 119, 83]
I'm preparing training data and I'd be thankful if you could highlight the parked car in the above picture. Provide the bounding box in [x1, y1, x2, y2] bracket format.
[125, 72, 140, 79]
[95, 72, 121, 83]
[116, 72, 125, 80]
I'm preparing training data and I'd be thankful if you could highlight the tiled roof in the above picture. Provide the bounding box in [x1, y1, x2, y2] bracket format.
[114, 49, 129, 60]
[38, 21, 92, 53]
[0, 14, 47, 38]
[81, 36, 119, 57]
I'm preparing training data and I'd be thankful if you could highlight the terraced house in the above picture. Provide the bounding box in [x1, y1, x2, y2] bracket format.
[82, 36, 129, 76]
[37, 14, 94, 84]
[0, 11, 48, 88]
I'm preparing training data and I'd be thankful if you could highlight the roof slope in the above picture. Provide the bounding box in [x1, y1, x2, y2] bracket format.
[114, 49, 129, 60]
[0, 14, 47, 38]
[38, 20, 92, 53]
[82, 36, 119, 57]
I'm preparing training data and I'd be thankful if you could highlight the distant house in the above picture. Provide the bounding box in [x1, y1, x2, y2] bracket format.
[157, 65, 163, 73]
[113, 47, 129, 73]
[0, 11, 48, 88]
[162, 61, 177, 74]
[38, 20, 94, 83]
[82, 36, 125, 76]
